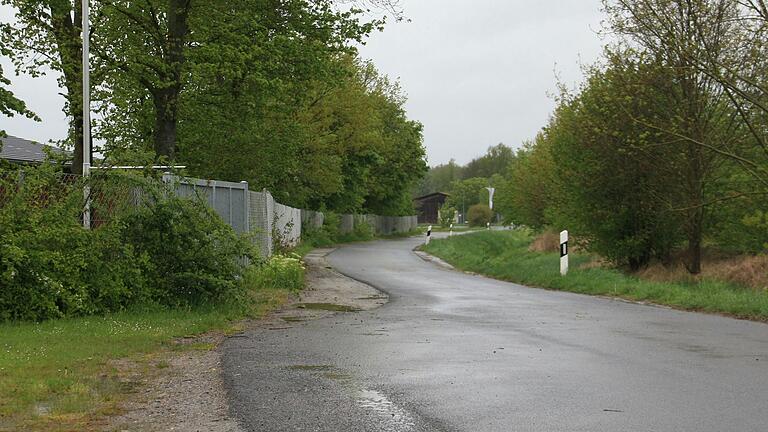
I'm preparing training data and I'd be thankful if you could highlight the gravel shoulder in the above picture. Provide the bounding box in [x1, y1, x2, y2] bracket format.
[106, 248, 385, 432]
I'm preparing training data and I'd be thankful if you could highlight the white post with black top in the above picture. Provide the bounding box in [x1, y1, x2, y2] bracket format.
[560, 230, 569, 275]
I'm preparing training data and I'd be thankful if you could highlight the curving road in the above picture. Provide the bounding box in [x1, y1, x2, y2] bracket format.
[224, 234, 768, 431]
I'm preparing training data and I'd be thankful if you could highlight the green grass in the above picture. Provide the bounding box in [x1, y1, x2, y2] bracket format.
[380, 228, 423, 239]
[421, 224, 484, 233]
[423, 230, 768, 321]
[0, 260, 302, 431]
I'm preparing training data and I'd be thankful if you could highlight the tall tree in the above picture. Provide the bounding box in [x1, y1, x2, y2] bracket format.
[93, 0, 193, 160]
[495, 137, 552, 230]
[416, 159, 464, 196]
[463, 143, 514, 179]
[95, 0, 377, 163]
[604, 0, 747, 273]
[2, 0, 86, 172]
[547, 54, 690, 269]
[690, 1, 768, 187]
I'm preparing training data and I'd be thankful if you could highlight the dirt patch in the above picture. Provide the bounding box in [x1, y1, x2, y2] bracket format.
[297, 248, 387, 311]
[104, 248, 387, 432]
[637, 254, 768, 291]
[105, 333, 241, 432]
[528, 230, 560, 253]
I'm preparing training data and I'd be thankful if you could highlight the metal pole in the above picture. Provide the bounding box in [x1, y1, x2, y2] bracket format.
[82, 0, 91, 228]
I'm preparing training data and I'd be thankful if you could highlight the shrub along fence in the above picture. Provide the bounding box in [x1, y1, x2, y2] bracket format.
[0, 168, 417, 321]
[0, 168, 251, 321]
[164, 174, 418, 257]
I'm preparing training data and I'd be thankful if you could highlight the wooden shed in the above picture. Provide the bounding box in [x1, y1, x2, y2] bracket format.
[413, 192, 449, 224]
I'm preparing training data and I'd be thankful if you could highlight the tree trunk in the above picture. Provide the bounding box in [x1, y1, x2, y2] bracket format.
[684, 140, 705, 275]
[152, 89, 178, 159]
[150, 0, 191, 160]
[49, 2, 85, 174]
[70, 110, 84, 174]
[686, 212, 703, 274]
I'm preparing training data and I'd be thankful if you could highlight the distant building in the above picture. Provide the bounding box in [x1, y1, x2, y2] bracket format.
[0, 135, 67, 165]
[413, 192, 449, 224]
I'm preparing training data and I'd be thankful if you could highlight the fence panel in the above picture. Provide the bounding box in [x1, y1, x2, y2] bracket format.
[301, 210, 324, 229]
[167, 175, 417, 257]
[273, 202, 302, 248]
[166, 175, 250, 234]
[248, 190, 271, 257]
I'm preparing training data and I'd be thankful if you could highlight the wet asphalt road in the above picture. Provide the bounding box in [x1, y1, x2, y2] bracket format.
[223, 234, 768, 431]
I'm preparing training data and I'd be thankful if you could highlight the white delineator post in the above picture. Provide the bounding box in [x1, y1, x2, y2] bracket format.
[449, 223, 454, 237]
[425, 225, 433, 245]
[82, 0, 91, 229]
[560, 230, 569, 275]
[486, 222, 490, 230]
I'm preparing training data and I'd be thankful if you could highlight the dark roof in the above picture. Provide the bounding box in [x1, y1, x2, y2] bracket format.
[0, 135, 66, 163]
[414, 192, 450, 201]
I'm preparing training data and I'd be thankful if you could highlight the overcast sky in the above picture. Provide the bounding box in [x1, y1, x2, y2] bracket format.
[1, 1, 606, 166]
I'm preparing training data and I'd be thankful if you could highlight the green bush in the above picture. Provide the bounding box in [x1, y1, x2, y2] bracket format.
[467, 204, 493, 227]
[242, 254, 304, 292]
[0, 167, 254, 321]
[439, 204, 457, 228]
[300, 211, 339, 248]
[119, 189, 254, 306]
[0, 168, 145, 321]
[353, 219, 374, 239]
[322, 211, 341, 242]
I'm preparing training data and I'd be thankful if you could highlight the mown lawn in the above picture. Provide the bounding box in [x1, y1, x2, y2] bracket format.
[422, 229, 768, 321]
[0, 274, 295, 431]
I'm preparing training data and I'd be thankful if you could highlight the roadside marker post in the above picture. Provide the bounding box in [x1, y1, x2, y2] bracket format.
[425, 225, 432, 246]
[560, 230, 569, 276]
[449, 223, 453, 237]
[487, 222, 490, 231]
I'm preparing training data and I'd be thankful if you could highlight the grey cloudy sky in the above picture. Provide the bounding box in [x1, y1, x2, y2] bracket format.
[1, 1, 606, 166]
[358, 0, 607, 165]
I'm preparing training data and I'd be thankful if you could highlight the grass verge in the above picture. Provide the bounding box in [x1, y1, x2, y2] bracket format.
[0, 259, 303, 432]
[422, 229, 768, 321]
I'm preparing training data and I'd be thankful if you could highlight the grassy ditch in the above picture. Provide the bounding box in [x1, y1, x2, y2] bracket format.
[422, 230, 768, 321]
[0, 257, 303, 432]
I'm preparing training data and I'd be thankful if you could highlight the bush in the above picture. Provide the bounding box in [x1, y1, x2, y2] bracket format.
[0, 167, 254, 321]
[119, 188, 254, 306]
[352, 220, 374, 240]
[439, 204, 457, 228]
[301, 211, 339, 248]
[468, 204, 493, 227]
[242, 254, 304, 292]
[0, 168, 146, 321]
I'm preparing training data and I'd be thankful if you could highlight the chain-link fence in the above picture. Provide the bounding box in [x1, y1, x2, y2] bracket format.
[173, 178, 418, 257]
[0, 169, 147, 227]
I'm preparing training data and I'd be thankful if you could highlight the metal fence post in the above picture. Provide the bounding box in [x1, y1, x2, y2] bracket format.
[241, 181, 249, 233]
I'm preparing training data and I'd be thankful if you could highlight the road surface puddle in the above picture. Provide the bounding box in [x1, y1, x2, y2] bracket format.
[357, 389, 416, 431]
[296, 303, 361, 312]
